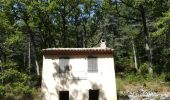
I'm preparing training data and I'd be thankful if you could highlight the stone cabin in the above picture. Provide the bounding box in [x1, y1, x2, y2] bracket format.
[41, 40, 117, 100]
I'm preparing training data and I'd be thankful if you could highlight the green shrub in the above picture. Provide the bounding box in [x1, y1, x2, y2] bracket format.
[153, 65, 163, 74]
[164, 61, 170, 72]
[0, 68, 34, 99]
[165, 72, 170, 82]
[164, 61, 170, 82]
[124, 73, 144, 83]
[139, 63, 149, 75]
[116, 77, 124, 91]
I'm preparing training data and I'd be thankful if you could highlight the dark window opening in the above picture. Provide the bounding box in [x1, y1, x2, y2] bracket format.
[101, 39, 105, 42]
[88, 56, 98, 72]
[59, 91, 69, 100]
[59, 57, 70, 73]
[89, 89, 99, 100]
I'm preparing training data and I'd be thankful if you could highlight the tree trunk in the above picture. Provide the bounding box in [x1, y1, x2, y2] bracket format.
[32, 48, 40, 76]
[0, 59, 3, 84]
[31, 36, 40, 76]
[140, 5, 153, 73]
[61, 3, 68, 47]
[23, 11, 40, 76]
[82, 22, 86, 48]
[23, 52, 26, 67]
[132, 36, 138, 72]
[28, 36, 31, 74]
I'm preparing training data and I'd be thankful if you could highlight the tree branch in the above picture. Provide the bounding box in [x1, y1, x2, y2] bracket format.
[118, 13, 141, 22]
[120, 0, 140, 10]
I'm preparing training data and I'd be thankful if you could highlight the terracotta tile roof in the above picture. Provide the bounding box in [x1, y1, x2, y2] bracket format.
[42, 47, 113, 55]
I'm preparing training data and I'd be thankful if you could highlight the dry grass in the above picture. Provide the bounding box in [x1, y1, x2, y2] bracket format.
[145, 82, 170, 93]
[116, 76, 170, 93]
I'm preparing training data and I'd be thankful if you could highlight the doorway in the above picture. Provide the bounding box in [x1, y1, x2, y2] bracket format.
[59, 91, 69, 100]
[89, 89, 99, 100]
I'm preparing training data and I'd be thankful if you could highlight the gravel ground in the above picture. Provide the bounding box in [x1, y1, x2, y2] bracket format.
[119, 88, 170, 100]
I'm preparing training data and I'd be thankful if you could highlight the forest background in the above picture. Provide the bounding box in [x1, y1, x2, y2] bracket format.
[0, 0, 170, 99]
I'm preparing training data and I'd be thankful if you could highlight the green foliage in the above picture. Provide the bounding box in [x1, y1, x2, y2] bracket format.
[139, 63, 149, 75]
[153, 10, 170, 36]
[165, 73, 170, 82]
[116, 77, 125, 91]
[0, 83, 32, 98]
[164, 61, 170, 82]
[125, 73, 146, 83]
[122, 73, 165, 84]
[164, 60, 170, 72]
[0, 71, 33, 99]
[0, 60, 33, 99]
[0, 0, 170, 98]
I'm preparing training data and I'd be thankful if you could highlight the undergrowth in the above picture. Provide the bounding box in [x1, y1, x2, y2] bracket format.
[116, 72, 170, 93]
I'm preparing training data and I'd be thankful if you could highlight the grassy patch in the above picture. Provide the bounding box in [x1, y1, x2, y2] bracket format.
[116, 73, 170, 93]
[0, 88, 41, 100]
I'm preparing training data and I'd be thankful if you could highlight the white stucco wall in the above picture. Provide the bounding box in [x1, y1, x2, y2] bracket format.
[42, 55, 117, 100]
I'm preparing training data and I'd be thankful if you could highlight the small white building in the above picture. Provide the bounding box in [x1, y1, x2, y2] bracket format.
[41, 40, 117, 100]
